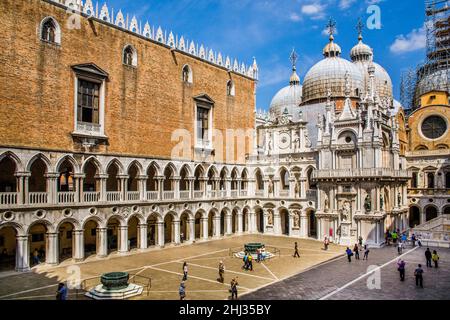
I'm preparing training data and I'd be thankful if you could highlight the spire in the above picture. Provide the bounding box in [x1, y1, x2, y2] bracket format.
[289, 48, 300, 85]
[356, 17, 364, 42]
[326, 17, 337, 41]
[338, 72, 357, 121]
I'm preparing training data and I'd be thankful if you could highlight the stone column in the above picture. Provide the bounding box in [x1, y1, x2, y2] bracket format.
[138, 175, 148, 201]
[74, 174, 85, 203]
[96, 174, 108, 202]
[97, 228, 108, 257]
[300, 211, 308, 238]
[46, 232, 59, 266]
[73, 230, 84, 261]
[213, 216, 221, 238]
[23, 174, 30, 204]
[237, 213, 243, 234]
[138, 224, 148, 250]
[46, 173, 59, 204]
[173, 220, 181, 244]
[226, 214, 232, 235]
[157, 177, 165, 200]
[15, 173, 25, 205]
[202, 217, 209, 240]
[248, 178, 256, 197]
[288, 212, 294, 236]
[300, 178, 307, 198]
[172, 177, 181, 199]
[274, 212, 281, 235]
[157, 222, 165, 247]
[289, 178, 296, 198]
[16, 235, 30, 272]
[118, 226, 128, 253]
[188, 219, 195, 243]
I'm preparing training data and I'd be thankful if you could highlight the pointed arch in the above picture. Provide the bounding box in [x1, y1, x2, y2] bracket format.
[0, 151, 23, 172]
[26, 153, 51, 172]
[123, 44, 138, 67]
[81, 156, 103, 174]
[39, 16, 61, 44]
[106, 158, 125, 175]
[55, 155, 80, 174]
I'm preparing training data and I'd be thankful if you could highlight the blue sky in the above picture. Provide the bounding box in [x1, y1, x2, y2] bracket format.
[103, 0, 427, 110]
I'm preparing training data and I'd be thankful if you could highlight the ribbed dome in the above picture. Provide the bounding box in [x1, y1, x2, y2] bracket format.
[350, 37, 373, 62]
[323, 35, 342, 58]
[414, 68, 450, 104]
[302, 57, 364, 103]
[269, 84, 303, 119]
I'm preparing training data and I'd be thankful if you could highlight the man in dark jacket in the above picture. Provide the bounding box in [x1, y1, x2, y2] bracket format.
[425, 248, 432, 268]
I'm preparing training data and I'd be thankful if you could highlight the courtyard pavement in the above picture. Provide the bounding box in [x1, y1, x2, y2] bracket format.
[243, 245, 450, 300]
[0, 234, 345, 300]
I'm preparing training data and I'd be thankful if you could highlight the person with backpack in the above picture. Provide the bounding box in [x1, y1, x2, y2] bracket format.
[425, 248, 432, 268]
[218, 260, 225, 283]
[346, 247, 353, 262]
[353, 244, 360, 260]
[432, 250, 439, 268]
[248, 254, 253, 271]
[182, 262, 188, 281]
[414, 264, 424, 288]
[397, 259, 406, 282]
[363, 245, 370, 260]
[411, 234, 416, 247]
[242, 252, 248, 270]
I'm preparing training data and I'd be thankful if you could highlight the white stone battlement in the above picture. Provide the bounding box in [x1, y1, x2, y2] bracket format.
[46, 0, 258, 80]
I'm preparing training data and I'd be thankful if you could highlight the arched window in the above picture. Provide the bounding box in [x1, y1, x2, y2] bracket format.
[182, 65, 193, 84]
[123, 45, 137, 67]
[40, 17, 61, 44]
[227, 80, 235, 96]
[427, 172, 435, 189]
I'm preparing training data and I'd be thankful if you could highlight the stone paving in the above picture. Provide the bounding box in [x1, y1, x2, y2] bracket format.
[243, 245, 450, 300]
[0, 234, 344, 300]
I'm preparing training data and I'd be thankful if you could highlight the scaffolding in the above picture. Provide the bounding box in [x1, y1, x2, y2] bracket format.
[402, 0, 450, 110]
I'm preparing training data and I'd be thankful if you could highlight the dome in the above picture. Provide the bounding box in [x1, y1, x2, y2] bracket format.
[302, 57, 364, 103]
[353, 61, 393, 100]
[323, 35, 342, 57]
[269, 83, 303, 119]
[414, 68, 450, 104]
[350, 36, 373, 62]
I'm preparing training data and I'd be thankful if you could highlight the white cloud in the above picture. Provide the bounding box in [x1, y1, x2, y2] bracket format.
[390, 25, 426, 54]
[339, 0, 357, 10]
[290, 12, 301, 22]
[301, 2, 327, 20]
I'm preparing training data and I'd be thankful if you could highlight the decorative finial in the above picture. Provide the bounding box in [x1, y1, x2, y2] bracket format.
[326, 17, 337, 41]
[356, 18, 364, 41]
[290, 48, 298, 70]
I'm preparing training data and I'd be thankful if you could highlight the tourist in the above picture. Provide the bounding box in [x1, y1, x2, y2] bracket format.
[392, 230, 398, 244]
[230, 277, 238, 300]
[397, 259, 406, 282]
[401, 233, 407, 244]
[323, 237, 329, 251]
[425, 248, 432, 268]
[242, 252, 248, 270]
[180, 232, 184, 243]
[346, 247, 353, 262]
[256, 247, 262, 262]
[293, 242, 300, 258]
[218, 260, 225, 283]
[363, 245, 370, 260]
[385, 230, 391, 246]
[432, 250, 439, 268]
[248, 253, 253, 271]
[32, 249, 40, 265]
[260, 246, 266, 261]
[358, 236, 363, 248]
[56, 283, 68, 300]
[182, 262, 188, 281]
[353, 244, 360, 260]
[397, 241, 403, 255]
[414, 264, 424, 288]
[179, 281, 186, 300]
[417, 235, 422, 247]
[411, 234, 416, 247]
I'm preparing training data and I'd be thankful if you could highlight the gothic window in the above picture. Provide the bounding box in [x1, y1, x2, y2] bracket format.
[446, 172, 450, 189]
[182, 65, 193, 84]
[427, 172, 435, 189]
[411, 172, 418, 188]
[227, 80, 235, 96]
[123, 45, 137, 67]
[421, 116, 447, 140]
[77, 79, 100, 124]
[40, 17, 61, 44]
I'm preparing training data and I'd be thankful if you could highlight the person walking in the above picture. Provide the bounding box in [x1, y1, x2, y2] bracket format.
[346, 247, 353, 262]
[324, 237, 329, 251]
[293, 242, 300, 258]
[432, 250, 439, 268]
[414, 264, 424, 288]
[56, 283, 68, 300]
[425, 248, 432, 268]
[397, 241, 403, 255]
[230, 277, 238, 300]
[401, 233, 407, 244]
[353, 244, 360, 260]
[411, 234, 416, 247]
[397, 259, 406, 282]
[179, 281, 186, 300]
[392, 231, 398, 244]
[358, 236, 363, 248]
[248, 254, 253, 271]
[362, 245, 370, 260]
[218, 260, 225, 283]
[242, 252, 248, 270]
[182, 262, 188, 281]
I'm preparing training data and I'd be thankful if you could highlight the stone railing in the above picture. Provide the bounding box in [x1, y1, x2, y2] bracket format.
[28, 192, 48, 204]
[179, 191, 190, 199]
[126, 191, 140, 201]
[0, 192, 17, 205]
[163, 191, 175, 200]
[194, 191, 204, 199]
[146, 191, 158, 200]
[107, 191, 122, 202]
[408, 188, 450, 196]
[313, 169, 411, 179]
[58, 192, 76, 204]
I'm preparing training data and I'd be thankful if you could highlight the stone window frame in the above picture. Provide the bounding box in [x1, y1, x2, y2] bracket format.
[122, 44, 138, 68]
[226, 80, 235, 97]
[193, 95, 214, 150]
[39, 16, 62, 45]
[182, 64, 193, 84]
[419, 114, 449, 142]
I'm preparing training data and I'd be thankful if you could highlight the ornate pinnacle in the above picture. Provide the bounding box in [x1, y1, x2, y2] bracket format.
[326, 17, 337, 40]
[290, 48, 298, 70]
[356, 18, 364, 41]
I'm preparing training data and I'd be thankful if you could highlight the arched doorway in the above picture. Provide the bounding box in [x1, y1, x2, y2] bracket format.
[29, 158, 48, 204]
[280, 209, 289, 235]
[58, 222, 74, 262]
[107, 218, 120, 254]
[208, 211, 214, 238]
[83, 219, 99, 258]
[164, 214, 174, 244]
[256, 208, 264, 233]
[195, 212, 202, 239]
[308, 210, 317, 238]
[425, 206, 438, 222]
[28, 223, 48, 266]
[180, 212, 190, 243]
[128, 216, 139, 251]
[147, 215, 158, 247]
[409, 206, 421, 228]
[0, 226, 17, 271]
